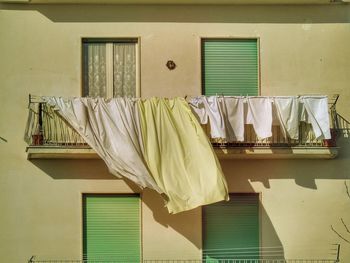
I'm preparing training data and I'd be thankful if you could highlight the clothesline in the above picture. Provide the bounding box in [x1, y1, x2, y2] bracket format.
[29, 94, 334, 104]
[29, 94, 332, 141]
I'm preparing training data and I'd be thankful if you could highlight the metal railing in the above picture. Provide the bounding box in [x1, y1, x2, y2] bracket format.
[28, 259, 339, 263]
[25, 95, 340, 148]
[25, 100, 88, 147]
[27, 244, 341, 263]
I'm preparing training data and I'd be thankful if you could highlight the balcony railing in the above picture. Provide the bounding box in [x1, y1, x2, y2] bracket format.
[28, 243, 341, 263]
[25, 95, 340, 150]
[28, 259, 339, 263]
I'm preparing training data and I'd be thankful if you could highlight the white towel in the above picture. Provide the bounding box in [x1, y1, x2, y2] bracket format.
[223, 97, 245, 142]
[273, 97, 299, 140]
[189, 96, 208, 124]
[300, 96, 331, 139]
[246, 97, 273, 139]
[201, 96, 227, 139]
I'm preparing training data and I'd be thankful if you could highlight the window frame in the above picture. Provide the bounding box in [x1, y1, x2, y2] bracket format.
[81, 37, 141, 98]
[200, 37, 261, 96]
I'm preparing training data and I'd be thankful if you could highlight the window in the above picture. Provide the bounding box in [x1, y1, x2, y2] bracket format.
[82, 39, 139, 98]
[203, 193, 260, 260]
[202, 39, 259, 96]
[83, 194, 141, 261]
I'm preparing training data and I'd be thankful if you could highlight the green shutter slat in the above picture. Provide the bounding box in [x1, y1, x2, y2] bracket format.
[203, 39, 259, 96]
[203, 194, 260, 260]
[83, 195, 140, 262]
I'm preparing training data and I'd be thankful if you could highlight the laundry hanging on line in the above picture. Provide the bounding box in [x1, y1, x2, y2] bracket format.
[273, 96, 300, 140]
[300, 96, 331, 139]
[246, 97, 273, 139]
[44, 96, 229, 214]
[138, 97, 229, 214]
[189, 95, 331, 140]
[45, 97, 163, 193]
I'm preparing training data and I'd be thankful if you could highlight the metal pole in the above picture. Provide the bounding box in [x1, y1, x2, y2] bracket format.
[336, 243, 340, 262]
[28, 255, 35, 263]
[38, 102, 43, 130]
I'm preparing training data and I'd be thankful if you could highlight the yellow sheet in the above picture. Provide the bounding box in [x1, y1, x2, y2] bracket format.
[137, 97, 229, 214]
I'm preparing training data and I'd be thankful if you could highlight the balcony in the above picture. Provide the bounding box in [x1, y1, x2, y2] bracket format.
[25, 95, 341, 160]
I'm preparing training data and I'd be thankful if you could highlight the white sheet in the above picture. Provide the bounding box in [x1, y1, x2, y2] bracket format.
[44, 97, 163, 193]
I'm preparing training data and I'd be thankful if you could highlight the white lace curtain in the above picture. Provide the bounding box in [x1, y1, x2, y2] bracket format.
[113, 43, 136, 97]
[84, 42, 136, 98]
[85, 43, 107, 98]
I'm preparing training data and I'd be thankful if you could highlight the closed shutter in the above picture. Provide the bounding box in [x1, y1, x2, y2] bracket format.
[203, 193, 260, 260]
[202, 39, 259, 96]
[83, 194, 140, 262]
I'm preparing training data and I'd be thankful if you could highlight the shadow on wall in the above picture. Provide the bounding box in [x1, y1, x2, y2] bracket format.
[0, 3, 350, 23]
[29, 122, 350, 257]
[31, 158, 285, 257]
[30, 159, 116, 179]
[140, 183, 286, 259]
[219, 133, 350, 190]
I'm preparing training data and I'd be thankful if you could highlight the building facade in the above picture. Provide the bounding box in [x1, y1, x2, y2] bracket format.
[1, 1, 350, 262]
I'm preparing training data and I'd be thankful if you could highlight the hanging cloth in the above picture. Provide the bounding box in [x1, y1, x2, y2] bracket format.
[188, 96, 208, 124]
[189, 96, 245, 142]
[137, 98, 229, 214]
[201, 96, 227, 139]
[44, 97, 163, 194]
[223, 97, 245, 142]
[300, 96, 331, 139]
[273, 96, 299, 140]
[246, 97, 273, 139]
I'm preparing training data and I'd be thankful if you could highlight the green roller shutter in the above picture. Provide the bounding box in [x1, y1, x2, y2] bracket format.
[83, 194, 140, 262]
[202, 39, 259, 96]
[203, 193, 260, 260]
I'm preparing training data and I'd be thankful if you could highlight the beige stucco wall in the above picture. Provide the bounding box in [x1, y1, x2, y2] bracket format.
[1, 3, 350, 263]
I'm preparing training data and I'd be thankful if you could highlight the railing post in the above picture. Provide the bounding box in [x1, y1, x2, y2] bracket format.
[32, 102, 44, 145]
[336, 244, 340, 262]
[38, 102, 42, 130]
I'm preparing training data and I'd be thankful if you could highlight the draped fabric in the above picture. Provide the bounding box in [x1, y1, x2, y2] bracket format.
[113, 43, 136, 97]
[44, 97, 228, 214]
[137, 98, 229, 214]
[44, 97, 162, 194]
[84, 44, 107, 98]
